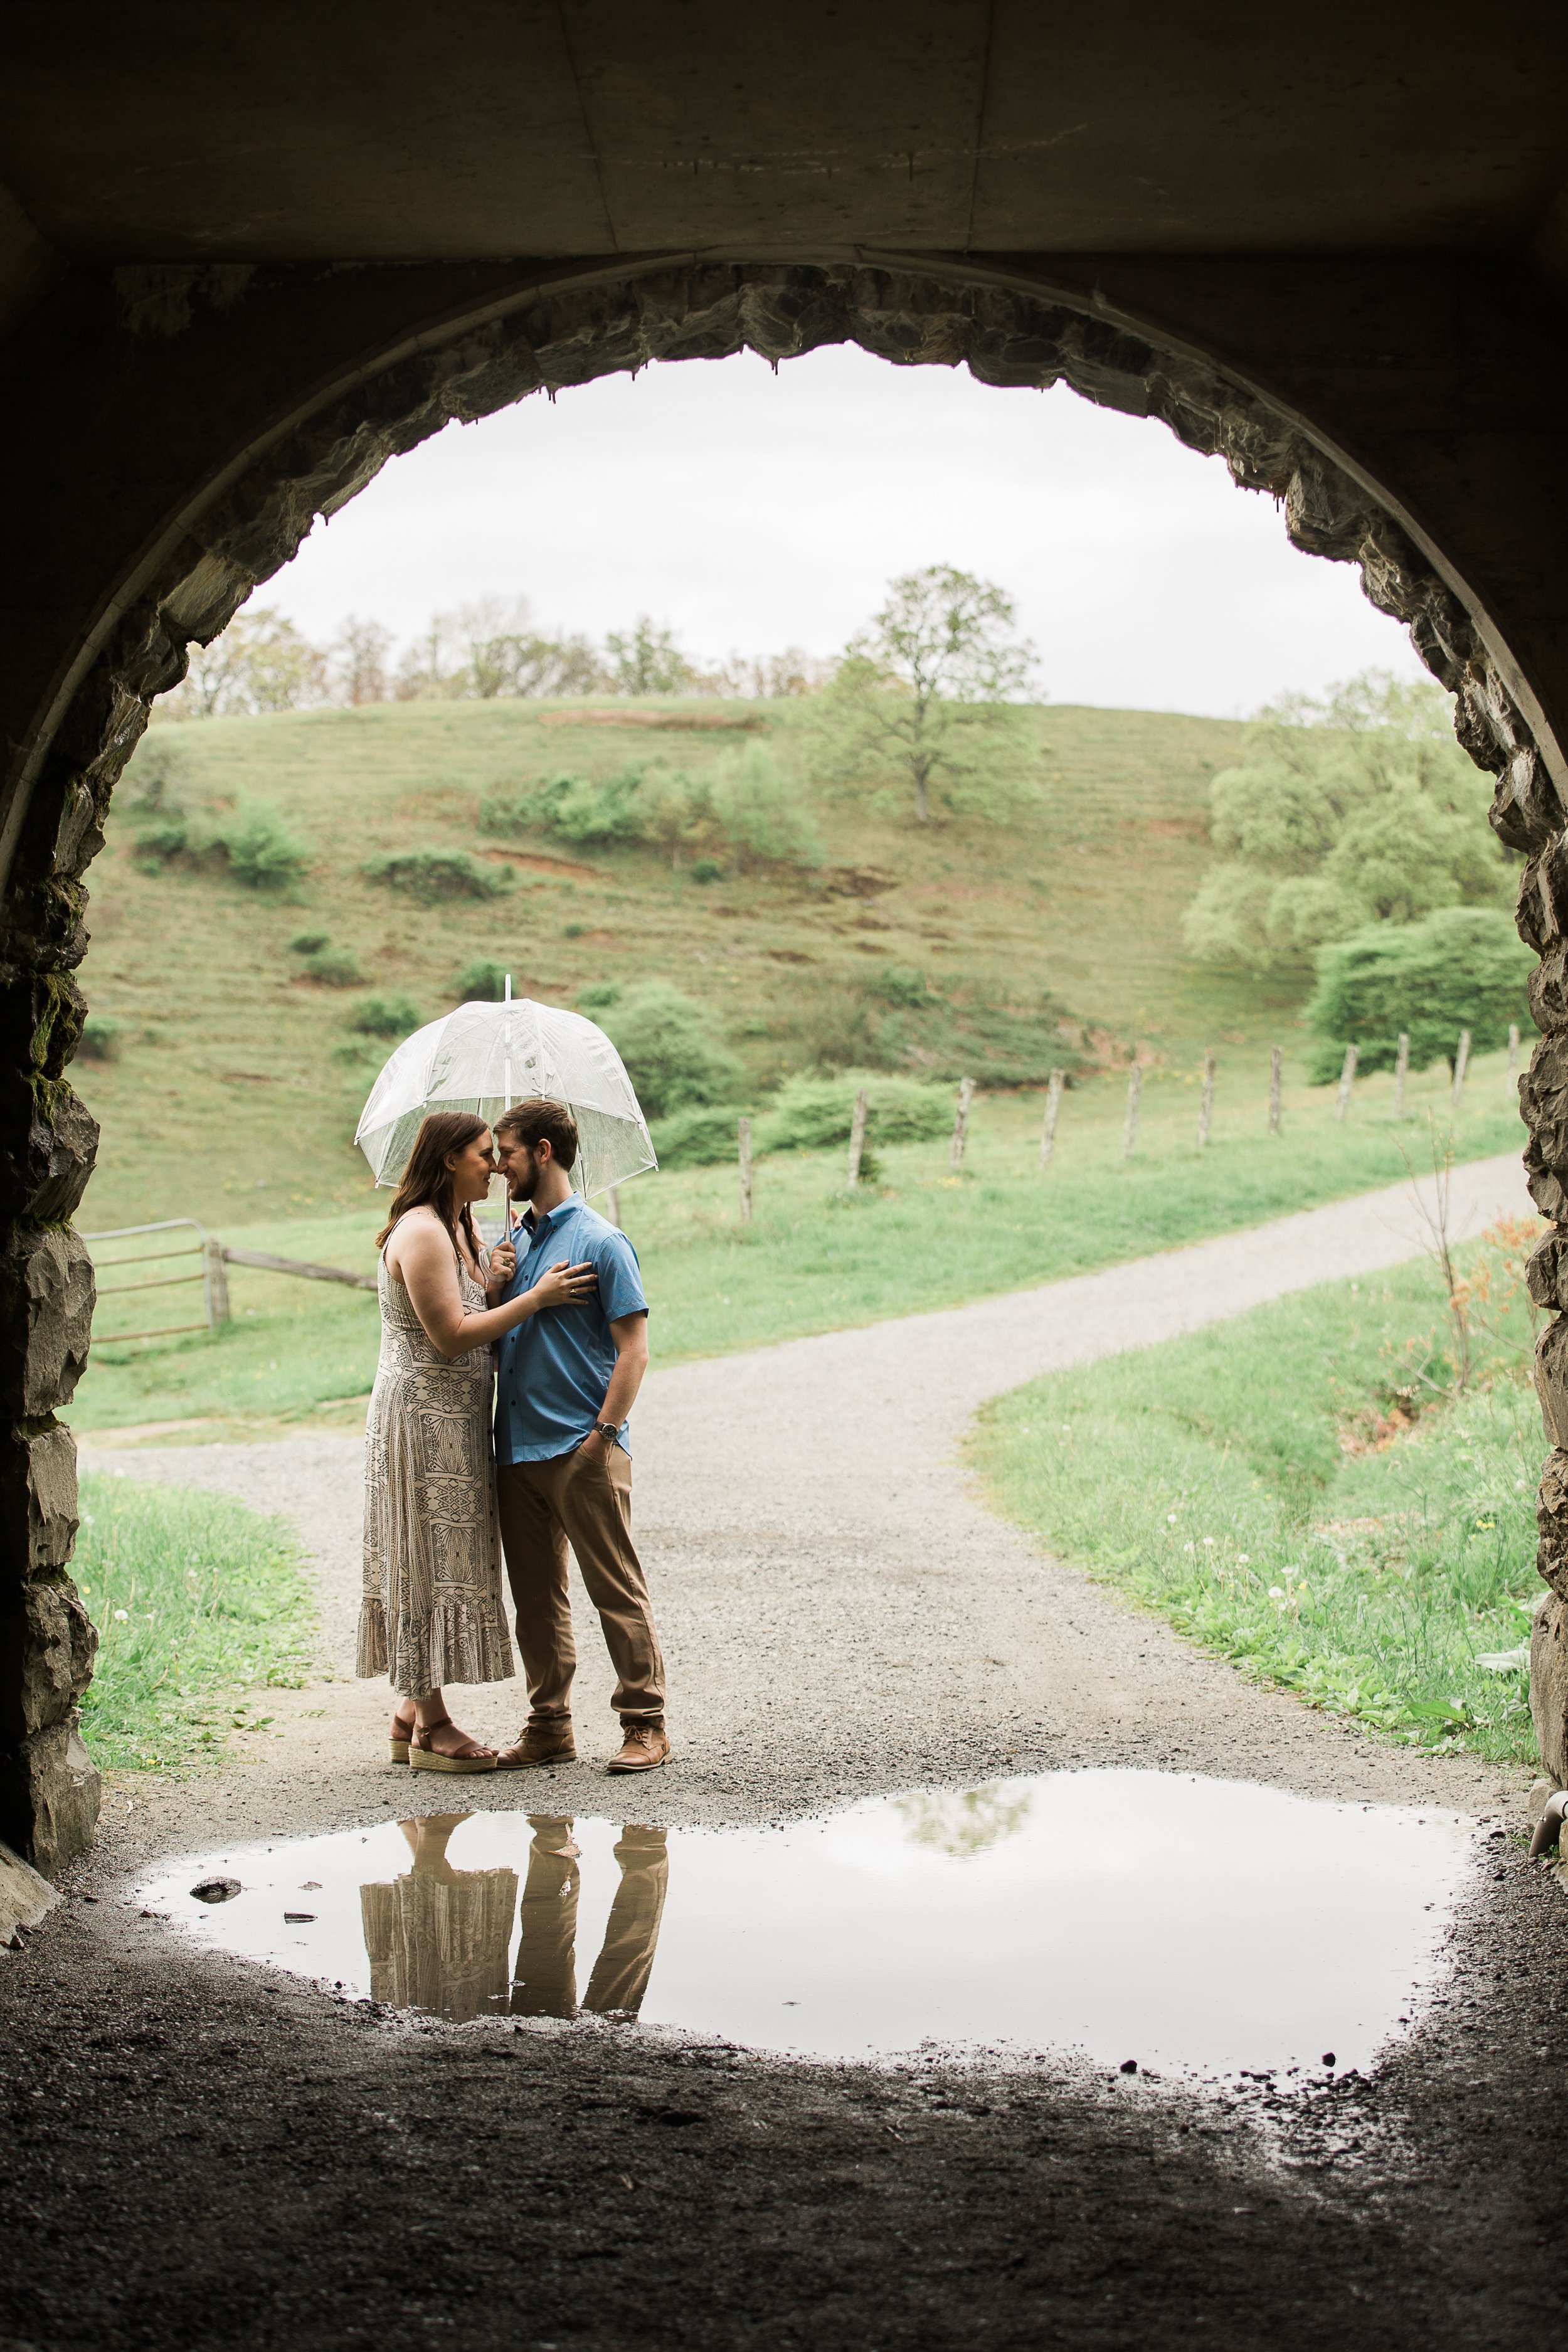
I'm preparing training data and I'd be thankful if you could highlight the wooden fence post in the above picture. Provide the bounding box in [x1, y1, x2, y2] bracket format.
[846, 1088, 869, 1189]
[1268, 1046, 1282, 1133]
[1197, 1049, 1216, 1148]
[1041, 1068, 1064, 1167]
[204, 1238, 230, 1327]
[1122, 1063, 1142, 1160]
[1335, 1042, 1358, 1122]
[1393, 1031, 1409, 1118]
[950, 1077, 973, 1173]
[738, 1116, 753, 1225]
[1451, 1028, 1471, 1113]
[1508, 1022, 1520, 1088]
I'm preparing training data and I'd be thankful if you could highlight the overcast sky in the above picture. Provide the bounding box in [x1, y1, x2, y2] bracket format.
[266, 343, 1428, 719]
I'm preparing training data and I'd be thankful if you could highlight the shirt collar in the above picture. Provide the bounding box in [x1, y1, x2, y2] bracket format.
[522, 1196, 578, 1241]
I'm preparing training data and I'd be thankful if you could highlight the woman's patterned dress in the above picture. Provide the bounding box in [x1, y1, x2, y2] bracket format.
[358, 1239, 516, 1697]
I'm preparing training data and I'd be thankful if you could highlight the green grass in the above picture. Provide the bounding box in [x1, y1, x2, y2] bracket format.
[79, 696, 1298, 1231]
[970, 1222, 1545, 1764]
[69, 1055, 1522, 1433]
[73, 1475, 316, 1771]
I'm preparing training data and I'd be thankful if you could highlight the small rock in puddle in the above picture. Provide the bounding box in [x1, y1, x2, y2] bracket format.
[140, 1771, 1476, 2082]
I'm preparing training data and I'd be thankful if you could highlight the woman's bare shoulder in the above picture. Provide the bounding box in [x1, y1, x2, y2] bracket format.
[385, 1205, 449, 1271]
[395, 1205, 445, 1232]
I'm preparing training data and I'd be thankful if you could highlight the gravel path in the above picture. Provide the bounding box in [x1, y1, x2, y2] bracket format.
[22, 1148, 1568, 2352]
[86, 1149, 1534, 1833]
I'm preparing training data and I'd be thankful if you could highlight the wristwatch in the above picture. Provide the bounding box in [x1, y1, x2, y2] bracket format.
[594, 1422, 618, 1444]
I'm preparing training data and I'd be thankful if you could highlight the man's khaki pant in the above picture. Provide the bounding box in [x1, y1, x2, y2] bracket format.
[510, 1816, 669, 2020]
[495, 1445, 665, 1725]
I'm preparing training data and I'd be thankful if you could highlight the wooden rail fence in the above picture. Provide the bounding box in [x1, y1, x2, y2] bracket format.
[83, 1220, 375, 1343]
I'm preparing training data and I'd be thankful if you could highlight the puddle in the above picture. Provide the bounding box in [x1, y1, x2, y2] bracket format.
[139, 1770, 1475, 2078]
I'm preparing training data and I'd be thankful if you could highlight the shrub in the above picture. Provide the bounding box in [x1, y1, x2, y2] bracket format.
[219, 805, 311, 889]
[707, 741, 824, 871]
[1305, 906, 1533, 1081]
[575, 981, 622, 1015]
[290, 931, 329, 955]
[864, 962, 937, 1010]
[453, 958, 507, 1002]
[480, 783, 537, 837]
[480, 770, 644, 847]
[650, 1103, 753, 1168]
[591, 981, 743, 1118]
[366, 849, 510, 903]
[299, 946, 363, 987]
[635, 766, 714, 868]
[1182, 672, 1512, 973]
[130, 808, 192, 869]
[77, 1012, 121, 1062]
[690, 858, 723, 885]
[348, 993, 423, 1039]
[758, 1073, 953, 1154]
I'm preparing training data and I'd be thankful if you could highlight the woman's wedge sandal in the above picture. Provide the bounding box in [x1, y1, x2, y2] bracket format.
[389, 1711, 416, 1766]
[410, 1718, 498, 1776]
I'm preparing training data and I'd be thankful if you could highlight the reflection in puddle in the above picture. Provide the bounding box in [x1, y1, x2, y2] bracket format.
[511, 1817, 669, 2021]
[361, 1815, 517, 2023]
[140, 1770, 1476, 2077]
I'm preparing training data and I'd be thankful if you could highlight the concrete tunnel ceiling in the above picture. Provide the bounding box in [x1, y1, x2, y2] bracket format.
[5, 4, 1568, 1870]
[2, 3, 1568, 265]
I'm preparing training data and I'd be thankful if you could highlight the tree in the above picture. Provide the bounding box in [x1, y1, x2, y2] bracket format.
[1305, 906, 1532, 1081]
[166, 606, 328, 718]
[697, 647, 831, 698]
[605, 616, 695, 697]
[707, 741, 823, 871]
[811, 565, 1037, 824]
[332, 615, 393, 706]
[581, 980, 744, 1116]
[634, 768, 716, 871]
[392, 598, 609, 699]
[449, 595, 608, 698]
[1182, 671, 1513, 972]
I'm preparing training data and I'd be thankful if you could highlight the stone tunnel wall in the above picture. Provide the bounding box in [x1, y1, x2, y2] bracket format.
[3, 257, 1562, 1865]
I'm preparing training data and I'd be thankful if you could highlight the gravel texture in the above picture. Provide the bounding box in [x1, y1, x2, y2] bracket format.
[8, 1151, 1566, 2348]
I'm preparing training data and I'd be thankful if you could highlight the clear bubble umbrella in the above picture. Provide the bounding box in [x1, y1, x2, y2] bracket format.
[354, 981, 656, 1202]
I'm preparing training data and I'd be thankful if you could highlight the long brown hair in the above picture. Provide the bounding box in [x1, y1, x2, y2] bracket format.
[376, 1111, 489, 1259]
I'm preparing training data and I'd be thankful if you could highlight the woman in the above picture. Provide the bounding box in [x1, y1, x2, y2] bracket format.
[360, 1812, 517, 2022]
[358, 1110, 596, 1772]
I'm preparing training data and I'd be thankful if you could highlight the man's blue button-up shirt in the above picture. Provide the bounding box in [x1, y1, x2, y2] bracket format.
[493, 1195, 649, 1465]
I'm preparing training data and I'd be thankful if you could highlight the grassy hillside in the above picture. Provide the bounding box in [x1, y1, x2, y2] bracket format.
[76, 696, 1293, 1231]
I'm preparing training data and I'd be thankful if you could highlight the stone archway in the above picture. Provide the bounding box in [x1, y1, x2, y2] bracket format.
[5, 257, 1563, 1868]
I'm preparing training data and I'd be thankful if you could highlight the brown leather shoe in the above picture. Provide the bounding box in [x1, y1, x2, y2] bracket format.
[606, 1719, 672, 1774]
[495, 1717, 577, 1771]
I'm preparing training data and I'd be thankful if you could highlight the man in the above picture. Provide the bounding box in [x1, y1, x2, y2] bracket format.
[487, 1098, 670, 1774]
[509, 1814, 669, 2020]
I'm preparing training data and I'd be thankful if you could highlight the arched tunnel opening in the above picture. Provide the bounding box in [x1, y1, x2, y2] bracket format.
[2, 257, 1562, 1878]
[51, 284, 1534, 2057]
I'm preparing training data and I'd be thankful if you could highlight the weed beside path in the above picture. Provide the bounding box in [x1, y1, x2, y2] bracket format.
[75, 1475, 315, 1770]
[971, 1226, 1545, 1763]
